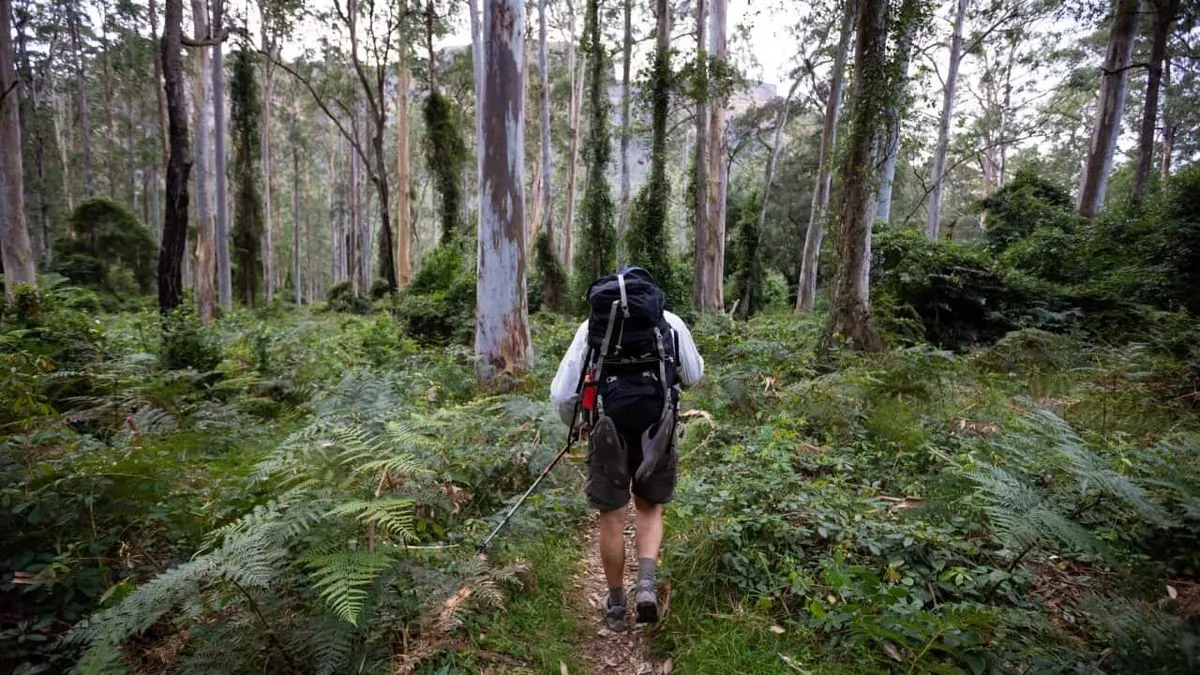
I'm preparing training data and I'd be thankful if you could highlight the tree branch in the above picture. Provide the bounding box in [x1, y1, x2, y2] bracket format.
[182, 28, 231, 47]
[1100, 61, 1152, 75]
[267, 52, 373, 172]
[0, 80, 18, 106]
[899, 129, 1051, 228]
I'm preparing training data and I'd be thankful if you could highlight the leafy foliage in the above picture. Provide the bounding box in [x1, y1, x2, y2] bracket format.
[392, 242, 476, 345]
[978, 169, 1076, 254]
[51, 199, 156, 300]
[422, 90, 466, 243]
[872, 225, 1070, 348]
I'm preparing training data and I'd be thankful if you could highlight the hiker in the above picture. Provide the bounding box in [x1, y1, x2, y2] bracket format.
[549, 266, 704, 632]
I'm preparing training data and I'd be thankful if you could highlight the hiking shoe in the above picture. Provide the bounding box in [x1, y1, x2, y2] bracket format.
[603, 594, 628, 633]
[634, 580, 659, 624]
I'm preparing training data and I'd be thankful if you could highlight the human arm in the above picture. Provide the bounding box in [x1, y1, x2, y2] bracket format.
[665, 312, 704, 387]
[549, 321, 591, 426]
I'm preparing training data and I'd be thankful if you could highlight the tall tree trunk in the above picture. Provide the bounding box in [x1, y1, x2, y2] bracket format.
[692, 0, 709, 308]
[261, 29, 275, 301]
[149, 154, 160, 239]
[1077, 0, 1139, 218]
[1132, 0, 1177, 205]
[538, 0, 553, 261]
[561, 0, 585, 275]
[348, 120, 359, 295]
[101, 0, 117, 200]
[426, 0, 437, 90]
[150, 0, 169, 169]
[53, 90, 73, 212]
[159, 0, 191, 313]
[563, 0, 584, 275]
[125, 89, 136, 211]
[797, 0, 854, 312]
[822, 0, 887, 352]
[700, 0, 727, 312]
[616, 0, 633, 262]
[67, 3, 94, 198]
[371, 134, 395, 292]
[14, 15, 50, 264]
[397, 50, 412, 287]
[191, 0, 215, 322]
[875, 0, 916, 223]
[926, 0, 969, 240]
[475, 0, 532, 382]
[305, 159, 313, 302]
[1, 0, 35, 296]
[292, 120, 301, 305]
[1159, 56, 1173, 184]
[212, 0, 230, 310]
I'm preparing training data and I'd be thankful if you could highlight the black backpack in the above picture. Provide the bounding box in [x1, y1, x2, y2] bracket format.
[580, 268, 680, 471]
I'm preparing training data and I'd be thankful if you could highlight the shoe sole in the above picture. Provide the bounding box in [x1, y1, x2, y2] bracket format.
[636, 600, 659, 624]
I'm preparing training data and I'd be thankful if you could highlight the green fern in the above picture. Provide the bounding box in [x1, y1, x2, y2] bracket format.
[68, 531, 287, 674]
[300, 548, 397, 626]
[325, 497, 417, 541]
[964, 410, 1175, 564]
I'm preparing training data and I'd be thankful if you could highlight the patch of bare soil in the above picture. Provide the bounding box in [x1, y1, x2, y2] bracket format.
[567, 509, 673, 675]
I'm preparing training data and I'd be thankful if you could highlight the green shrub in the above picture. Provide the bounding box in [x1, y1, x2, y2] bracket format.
[369, 278, 392, 300]
[48, 198, 157, 298]
[325, 280, 373, 314]
[978, 169, 1076, 254]
[999, 226, 1081, 282]
[394, 243, 476, 345]
[528, 232, 566, 314]
[160, 304, 222, 372]
[1150, 164, 1200, 314]
[872, 227, 1068, 349]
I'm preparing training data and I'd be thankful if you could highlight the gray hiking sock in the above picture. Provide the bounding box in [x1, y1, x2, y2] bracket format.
[608, 587, 626, 607]
[637, 557, 656, 584]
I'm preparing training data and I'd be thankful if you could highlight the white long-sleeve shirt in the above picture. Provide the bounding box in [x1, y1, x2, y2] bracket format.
[549, 311, 704, 426]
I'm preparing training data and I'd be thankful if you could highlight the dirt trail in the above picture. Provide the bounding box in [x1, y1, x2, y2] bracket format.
[568, 509, 672, 675]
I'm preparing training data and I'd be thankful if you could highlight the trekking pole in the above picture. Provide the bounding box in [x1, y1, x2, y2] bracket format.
[475, 405, 583, 557]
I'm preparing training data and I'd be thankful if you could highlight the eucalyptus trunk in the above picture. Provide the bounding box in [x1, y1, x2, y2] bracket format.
[926, 0, 968, 240]
[397, 52, 412, 287]
[261, 30, 275, 301]
[797, 0, 854, 312]
[692, 0, 709, 308]
[213, 0, 231, 310]
[1159, 57, 1173, 184]
[191, 0, 215, 322]
[67, 2, 94, 198]
[1077, 0, 1139, 218]
[159, 0, 191, 313]
[538, 0, 553, 256]
[822, 0, 887, 352]
[700, 0, 727, 312]
[616, 0, 633, 262]
[563, 0, 584, 274]
[150, 0, 169, 169]
[1132, 0, 1178, 205]
[876, 0, 917, 223]
[292, 122, 301, 305]
[1, 0, 36, 296]
[474, 0, 532, 382]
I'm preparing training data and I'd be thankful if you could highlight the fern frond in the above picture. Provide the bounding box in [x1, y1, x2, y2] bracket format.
[301, 549, 396, 626]
[325, 498, 416, 541]
[306, 614, 356, 675]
